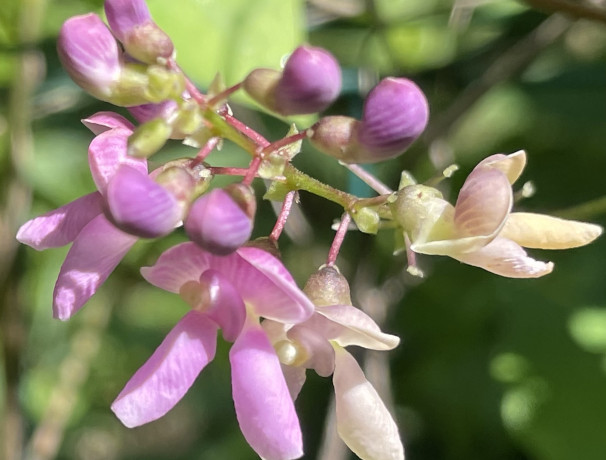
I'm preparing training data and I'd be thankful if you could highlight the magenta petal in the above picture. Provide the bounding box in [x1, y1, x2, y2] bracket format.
[112, 311, 218, 428]
[104, 0, 151, 42]
[198, 269, 246, 342]
[53, 214, 137, 320]
[17, 192, 103, 250]
[82, 112, 134, 135]
[128, 100, 179, 124]
[230, 320, 303, 460]
[88, 128, 147, 194]
[105, 165, 181, 238]
[57, 14, 121, 98]
[185, 189, 253, 255]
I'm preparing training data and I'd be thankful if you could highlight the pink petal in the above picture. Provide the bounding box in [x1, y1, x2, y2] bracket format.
[314, 305, 400, 350]
[230, 320, 303, 460]
[17, 192, 103, 250]
[105, 165, 181, 238]
[475, 150, 527, 184]
[454, 236, 554, 278]
[288, 325, 335, 377]
[196, 269, 246, 342]
[141, 243, 314, 324]
[53, 214, 137, 320]
[281, 364, 307, 401]
[88, 128, 147, 194]
[454, 168, 512, 238]
[333, 347, 404, 460]
[82, 112, 134, 135]
[112, 311, 217, 427]
[128, 100, 178, 124]
[104, 0, 151, 42]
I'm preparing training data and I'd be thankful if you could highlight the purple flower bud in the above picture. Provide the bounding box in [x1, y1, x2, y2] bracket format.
[309, 77, 429, 163]
[243, 45, 341, 116]
[105, 165, 181, 238]
[105, 0, 174, 64]
[185, 186, 255, 255]
[303, 266, 352, 306]
[128, 99, 179, 124]
[357, 77, 428, 161]
[57, 14, 122, 100]
[273, 46, 341, 115]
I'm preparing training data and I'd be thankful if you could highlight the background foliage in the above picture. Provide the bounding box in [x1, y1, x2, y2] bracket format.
[2, 0, 606, 459]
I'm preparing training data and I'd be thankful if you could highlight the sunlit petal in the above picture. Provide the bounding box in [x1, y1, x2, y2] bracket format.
[230, 319, 303, 460]
[17, 192, 103, 250]
[454, 236, 554, 278]
[501, 212, 603, 249]
[333, 347, 404, 460]
[474, 150, 527, 184]
[53, 214, 137, 320]
[111, 311, 217, 427]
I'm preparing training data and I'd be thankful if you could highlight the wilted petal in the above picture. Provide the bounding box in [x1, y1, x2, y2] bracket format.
[333, 347, 404, 460]
[88, 128, 147, 194]
[315, 305, 400, 351]
[454, 167, 512, 238]
[53, 214, 137, 320]
[501, 212, 603, 249]
[474, 150, 527, 184]
[454, 236, 554, 278]
[17, 192, 103, 250]
[230, 320, 303, 460]
[112, 311, 217, 427]
[195, 269, 246, 342]
[105, 165, 181, 238]
[82, 112, 134, 135]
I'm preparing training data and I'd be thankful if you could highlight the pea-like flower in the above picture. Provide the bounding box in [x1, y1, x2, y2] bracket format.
[112, 242, 315, 460]
[263, 266, 404, 460]
[391, 150, 603, 278]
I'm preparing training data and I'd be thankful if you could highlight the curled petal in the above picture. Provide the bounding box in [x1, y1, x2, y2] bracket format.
[88, 128, 147, 194]
[454, 236, 554, 278]
[230, 319, 303, 460]
[501, 212, 603, 249]
[105, 165, 181, 238]
[454, 168, 512, 238]
[288, 325, 335, 377]
[53, 214, 137, 320]
[142, 243, 314, 324]
[112, 311, 217, 427]
[475, 150, 527, 184]
[315, 305, 400, 350]
[82, 112, 134, 135]
[196, 269, 246, 342]
[333, 347, 404, 460]
[17, 192, 103, 250]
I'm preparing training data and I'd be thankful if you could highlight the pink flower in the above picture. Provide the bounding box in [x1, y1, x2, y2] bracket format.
[392, 151, 603, 277]
[16, 113, 143, 320]
[111, 242, 314, 460]
[263, 267, 404, 460]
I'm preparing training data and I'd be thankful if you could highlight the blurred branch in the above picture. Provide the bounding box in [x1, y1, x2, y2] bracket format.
[522, 0, 606, 24]
[423, 14, 572, 150]
[553, 195, 606, 221]
[1, 1, 47, 459]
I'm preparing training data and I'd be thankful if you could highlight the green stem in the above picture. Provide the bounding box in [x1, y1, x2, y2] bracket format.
[283, 164, 356, 209]
[553, 195, 606, 221]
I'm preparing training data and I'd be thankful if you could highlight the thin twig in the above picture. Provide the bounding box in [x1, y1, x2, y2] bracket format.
[523, 0, 606, 24]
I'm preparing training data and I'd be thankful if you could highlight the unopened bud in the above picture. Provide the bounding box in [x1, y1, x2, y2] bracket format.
[105, 165, 181, 238]
[310, 78, 429, 164]
[303, 265, 352, 306]
[351, 207, 380, 234]
[185, 186, 256, 255]
[243, 45, 341, 116]
[105, 0, 174, 64]
[127, 118, 172, 158]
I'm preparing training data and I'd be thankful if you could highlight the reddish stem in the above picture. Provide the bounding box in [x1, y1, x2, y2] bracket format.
[209, 166, 250, 177]
[242, 156, 263, 186]
[168, 58, 207, 105]
[269, 190, 296, 242]
[326, 213, 352, 266]
[207, 82, 243, 107]
[191, 137, 220, 166]
[222, 112, 270, 147]
[261, 130, 308, 155]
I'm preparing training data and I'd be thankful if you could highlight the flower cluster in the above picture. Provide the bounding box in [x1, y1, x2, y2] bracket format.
[16, 0, 602, 459]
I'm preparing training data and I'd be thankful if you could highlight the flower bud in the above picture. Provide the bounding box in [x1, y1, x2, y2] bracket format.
[185, 185, 256, 255]
[128, 99, 179, 124]
[127, 118, 172, 158]
[309, 77, 429, 164]
[57, 14, 122, 101]
[105, 0, 174, 64]
[105, 165, 181, 238]
[243, 45, 341, 116]
[303, 265, 352, 306]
